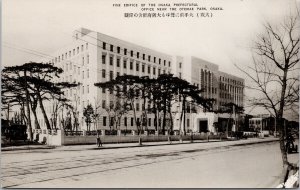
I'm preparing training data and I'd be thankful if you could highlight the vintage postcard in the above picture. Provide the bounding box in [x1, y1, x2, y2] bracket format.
[1, 0, 299, 188]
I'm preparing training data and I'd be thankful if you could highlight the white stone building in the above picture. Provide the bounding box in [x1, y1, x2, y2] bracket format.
[38, 28, 244, 134]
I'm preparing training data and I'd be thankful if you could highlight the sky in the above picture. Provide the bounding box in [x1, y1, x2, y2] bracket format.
[2, 0, 299, 120]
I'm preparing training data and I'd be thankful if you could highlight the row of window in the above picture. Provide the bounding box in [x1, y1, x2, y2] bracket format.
[51, 43, 89, 64]
[220, 76, 243, 86]
[102, 42, 171, 67]
[63, 68, 90, 82]
[101, 67, 169, 80]
[249, 120, 262, 125]
[219, 83, 243, 94]
[102, 54, 169, 72]
[64, 84, 91, 98]
[101, 117, 190, 127]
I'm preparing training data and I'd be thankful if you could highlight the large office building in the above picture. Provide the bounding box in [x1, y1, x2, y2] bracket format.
[172, 56, 244, 134]
[38, 27, 244, 134]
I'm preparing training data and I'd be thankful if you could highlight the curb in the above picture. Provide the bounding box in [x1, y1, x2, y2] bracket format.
[2, 138, 279, 152]
[1, 145, 56, 152]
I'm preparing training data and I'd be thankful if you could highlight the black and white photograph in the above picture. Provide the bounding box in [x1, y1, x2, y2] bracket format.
[1, 0, 299, 188]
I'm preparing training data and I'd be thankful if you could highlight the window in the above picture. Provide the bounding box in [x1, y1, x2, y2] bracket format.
[87, 69, 89, 78]
[137, 52, 139, 58]
[86, 43, 88, 50]
[117, 72, 120, 77]
[110, 45, 113, 52]
[154, 57, 156, 63]
[82, 85, 84, 94]
[148, 118, 151, 126]
[70, 63, 72, 70]
[130, 50, 133, 57]
[73, 49, 75, 55]
[124, 117, 127, 126]
[153, 67, 156, 75]
[66, 63, 68, 71]
[158, 69, 161, 75]
[77, 47, 79, 54]
[179, 72, 182, 78]
[102, 100, 106, 108]
[110, 71, 113, 80]
[124, 48, 127, 55]
[58, 56, 60, 62]
[130, 61, 133, 70]
[62, 55, 64, 60]
[110, 56, 113, 66]
[82, 57, 84, 65]
[87, 54, 89, 64]
[103, 42, 106, 50]
[123, 60, 127, 69]
[117, 46, 120, 53]
[131, 117, 134, 126]
[187, 104, 190, 113]
[187, 119, 190, 127]
[136, 63, 139, 71]
[102, 87, 106, 93]
[136, 103, 140, 111]
[179, 62, 182, 68]
[117, 58, 120, 67]
[102, 69, 106, 78]
[87, 85, 89, 93]
[103, 116, 107, 126]
[102, 54, 106, 64]
[69, 51, 71, 57]
[142, 64, 145, 72]
[168, 61, 171, 67]
[148, 55, 151, 62]
[159, 58, 161, 64]
[143, 54, 145, 60]
[81, 45, 84, 51]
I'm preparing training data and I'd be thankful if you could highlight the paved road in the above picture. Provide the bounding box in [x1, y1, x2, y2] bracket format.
[1, 138, 298, 188]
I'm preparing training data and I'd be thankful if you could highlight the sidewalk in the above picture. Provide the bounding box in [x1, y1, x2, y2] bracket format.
[2, 136, 279, 152]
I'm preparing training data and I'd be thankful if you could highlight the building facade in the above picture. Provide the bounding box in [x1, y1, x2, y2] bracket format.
[172, 56, 244, 134]
[38, 28, 244, 134]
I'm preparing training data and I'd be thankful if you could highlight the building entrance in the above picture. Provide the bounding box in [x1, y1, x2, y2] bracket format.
[199, 119, 208, 132]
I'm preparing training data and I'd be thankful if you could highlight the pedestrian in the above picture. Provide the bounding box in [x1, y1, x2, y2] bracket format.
[96, 132, 102, 147]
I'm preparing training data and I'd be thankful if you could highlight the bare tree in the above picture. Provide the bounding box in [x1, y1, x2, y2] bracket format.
[236, 12, 299, 181]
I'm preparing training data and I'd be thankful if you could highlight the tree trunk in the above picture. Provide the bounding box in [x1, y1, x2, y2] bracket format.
[182, 96, 186, 135]
[162, 98, 167, 134]
[32, 109, 40, 129]
[143, 97, 148, 132]
[30, 99, 40, 129]
[37, 92, 51, 129]
[131, 100, 139, 134]
[24, 71, 33, 141]
[278, 69, 289, 166]
[168, 101, 174, 133]
[277, 117, 288, 165]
